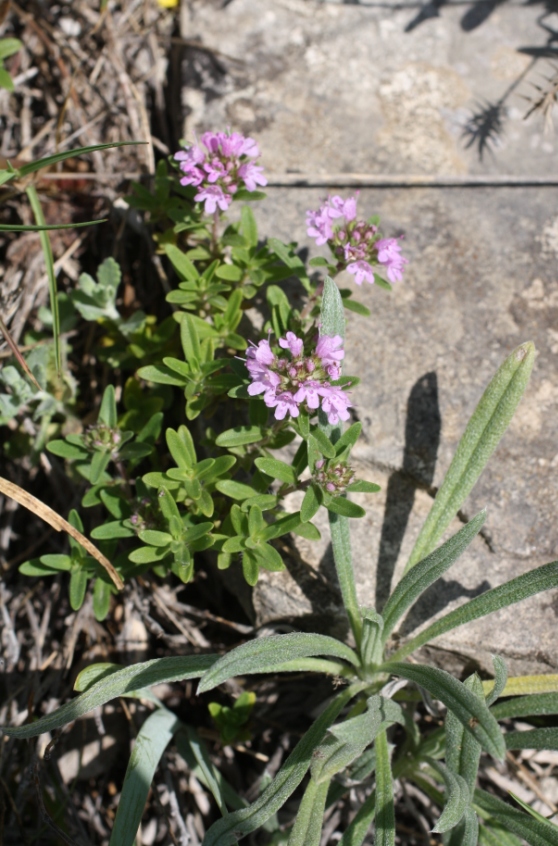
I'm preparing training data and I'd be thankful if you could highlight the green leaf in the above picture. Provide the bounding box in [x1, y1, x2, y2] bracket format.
[326, 497, 365, 518]
[384, 663, 506, 760]
[198, 632, 360, 694]
[0, 38, 22, 60]
[381, 511, 486, 641]
[405, 342, 536, 573]
[1, 655, 215, 739]
[446, 673, 484, 795]
[301, 485, 322, 522]
[425, 758, 469, 833]
[137, 364, 187, 386]
[287, 777, 329, 846]
[444, 808, 479, 846]
[374, 728, 395, 846]
[474, 787, 558, 846]
[138, 529, 173, 547]
[215, 264, 243, 282]
[69, 566, 88, 611]
[310, 430, 336, 459]
[180, 312, 201, 365]
[201, 686, 357, 845]
[26, 185, 61, 372]
[254, 457, 297, 485]
[164, 243, 199, 282]
[215, 479, 258, 500]
[17, 142, 146, 179]
[215, 426, 265, 447]
[391, 560, 558, 662]
[320, 276, 346, 339]
[491, 693, 558, 720]
[0, 219, 108, 232]
[46, 439, 88, 459]
[99, 385, 117, 428]
[485, 655, 508, 706]
[292, 521, 321, 541]
[345, 480, 381, 493]
[19, 554, 72, 576]
[333, 421, 362, 454]
[240, 205, 258, 247]
[338, 790, 376, 846]
[109, 708, 179, 846]
[90, 450, 112, 485]
[93, 578, 112, 621]
[504, 728, 558, 750]
[343, 297, 372, 317]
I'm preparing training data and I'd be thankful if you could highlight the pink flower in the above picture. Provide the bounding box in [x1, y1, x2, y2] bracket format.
[270, 391, 300, 420]
[293, 380, 322, 410]
[320, 385, 352, 425]
[194, 185, 231, 214]
[316, 335, 345, 376]
[174, 130, 267, 215]
[279, 331, 304, 358]
[375, 238, 408, 283]
[347, 260, 375, 286]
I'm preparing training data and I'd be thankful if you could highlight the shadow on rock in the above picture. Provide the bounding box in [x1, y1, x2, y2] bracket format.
[375, 372, 441, 612]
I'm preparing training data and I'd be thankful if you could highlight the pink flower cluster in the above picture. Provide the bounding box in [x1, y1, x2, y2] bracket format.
[306, 194, 408, 285]
[174, 130, 267, 214]
[245, 332, 352, 425]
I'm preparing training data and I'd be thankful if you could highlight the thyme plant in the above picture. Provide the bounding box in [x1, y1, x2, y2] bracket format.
[3, 130, 558, 845]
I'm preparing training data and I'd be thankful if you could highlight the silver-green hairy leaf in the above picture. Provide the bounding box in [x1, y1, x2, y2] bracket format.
[385, 663, 506, 760]
[197, 632, 359, 694]
[374, 728, 395, 846]
[1, 655, 215, 738]
[382, 510, 486, 641]
[443, 808, 479, 846]
[202, 686, 357, 846]
[109, 708, 179, 846]
[424, 758, 469, 833]
[474, 788, 558, 846]
[504, 727, 558, 751]
[445, 673, 484, 794]
[391, 560, 558, 662]
[491, 692, 558, 720]
[287, 777, 329, 846]
[406, 342, 535, 573]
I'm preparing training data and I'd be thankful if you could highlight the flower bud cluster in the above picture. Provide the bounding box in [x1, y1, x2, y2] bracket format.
[174, 130, 267, 214]
[313, 458, 356, 494]
[245, 331, 352, 425]
[84, 424, 122, 454]
[306, 194, 407, 286]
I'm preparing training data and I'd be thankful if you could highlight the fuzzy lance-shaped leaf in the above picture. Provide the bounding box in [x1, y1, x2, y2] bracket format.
[164, 243, 199, 283]
[444, 808, 479, 846]
[508, 792, 558, 829]
[1, 655, 215, 738]
[374, 728, 395, 846]
[474, 788, 558, 846]
[326, 496, 365, 518]
[109, 708, 179, 846]
[487, 674, 558, 698]
[478, 823, 523, 846]
[391, 560, 558, 662]
[381, 511, 487, 642]
[321, 276, 346, 340]
[338, 790, 376, 846]
[491, 692, 558, 720]
[202, 686, 356, 846]
[287, 777, 329, 846]
[446, 673, 484, 795]
[309, 429, 336, 459]
[301, 484, 322, 522]
[504, 727, 558, 751]
[311, 696, 404, 784]
[424, 758, 469, 834]
[346, 480, 381, 493]
[384, 663, 506, 760]
[198, 633, 360, 694]
[405, 342, 535, 573]
[485, 655, 508, 706]
[69, 566, 88, 611]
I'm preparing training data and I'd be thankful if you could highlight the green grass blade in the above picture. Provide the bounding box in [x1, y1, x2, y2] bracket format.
[474, 788, 558, 846]
[197, 632, 359, 694]
[174, 728, 247, 813]
[287, 777, 329, 846]
[374, 728, 395, 846]
[1, 655, 215, 738]
[0, 219, 107, 231]
[202, 685, 358, 846]
[390, 560, 558, 662]
[381, 511, 486, 641]
[109, 708, 179, 846]
[505, 727, 558, 751]
[384, 663, 505, 760]
[16, 141, 146, 178]
[26, 185, 61, 373]
[405, 342, 535, 574]
[179, 725, 228, 814]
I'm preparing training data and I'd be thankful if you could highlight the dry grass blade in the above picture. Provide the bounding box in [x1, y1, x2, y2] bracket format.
[0, 475, 124, 589]
[0, 313, 41, 389]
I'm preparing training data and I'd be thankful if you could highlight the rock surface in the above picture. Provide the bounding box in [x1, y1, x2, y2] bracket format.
[181, 0, 558, 674]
